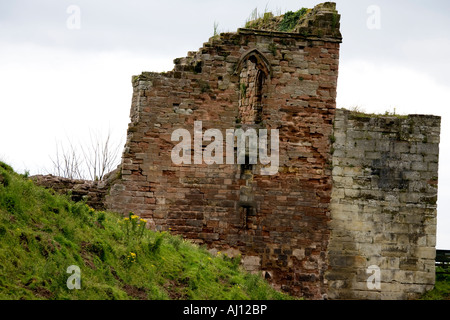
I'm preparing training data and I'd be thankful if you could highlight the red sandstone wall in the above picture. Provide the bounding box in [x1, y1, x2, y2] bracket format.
[107, 3, 342, 299]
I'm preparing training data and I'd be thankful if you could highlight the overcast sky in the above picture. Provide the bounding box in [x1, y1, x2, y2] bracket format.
[0, 0, 449, 248]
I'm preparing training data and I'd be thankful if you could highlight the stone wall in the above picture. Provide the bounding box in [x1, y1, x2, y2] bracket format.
[106, 2, 342, 299]
[327, 109, 441, 300]
[31, 170, 119, 210]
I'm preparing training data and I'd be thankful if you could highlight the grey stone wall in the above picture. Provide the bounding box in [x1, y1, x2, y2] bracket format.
[327, 109, 441, 300]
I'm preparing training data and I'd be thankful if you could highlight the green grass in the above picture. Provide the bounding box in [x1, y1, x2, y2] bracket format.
[244, 7, 309, 32]
[344, 106, 409, 120]
[0, 162, 292, 300]
[278, 8, 308, 32]
[420, 268, 450, 300]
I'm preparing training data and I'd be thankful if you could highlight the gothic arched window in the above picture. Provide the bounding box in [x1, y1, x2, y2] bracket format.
[236, 49, 271, 125]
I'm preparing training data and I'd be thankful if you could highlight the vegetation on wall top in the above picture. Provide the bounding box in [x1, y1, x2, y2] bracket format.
[244, 7, 310, 32]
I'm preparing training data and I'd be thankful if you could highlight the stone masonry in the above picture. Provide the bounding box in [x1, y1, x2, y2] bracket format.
[106, 2, 342, 299]
[31, 171, 119, 211]
[33, 2, 441, 299]
[327, 109, 440, 300]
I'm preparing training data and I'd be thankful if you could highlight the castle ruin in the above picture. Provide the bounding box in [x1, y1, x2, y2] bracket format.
[34, 2, 441, 300]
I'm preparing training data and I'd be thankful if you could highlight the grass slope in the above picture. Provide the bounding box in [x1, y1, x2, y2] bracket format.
[0, 162, 291, 300]
[420, 268, 450, 300]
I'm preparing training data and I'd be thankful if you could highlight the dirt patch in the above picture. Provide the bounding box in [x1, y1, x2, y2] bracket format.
[80, 241, 96, 269]
[164, 279, 187, 300]
[110, 267, 148, 300]
[19, 233, 30, 252]
[122, 283, 148, 300]
[33, 286, 53, 299]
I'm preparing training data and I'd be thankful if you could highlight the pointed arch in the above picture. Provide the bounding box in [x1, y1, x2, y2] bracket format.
[236, 49, 270, 125]
[235, 49, 272, 78]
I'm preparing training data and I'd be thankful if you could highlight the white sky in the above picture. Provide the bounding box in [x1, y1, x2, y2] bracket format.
[0, 0, 449, 248]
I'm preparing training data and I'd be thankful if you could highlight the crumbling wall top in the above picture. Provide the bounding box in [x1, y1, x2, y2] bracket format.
[242, 2, 342, 42]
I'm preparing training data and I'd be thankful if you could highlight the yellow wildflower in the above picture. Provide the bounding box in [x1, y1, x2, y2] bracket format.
[128, 252, 137, 263]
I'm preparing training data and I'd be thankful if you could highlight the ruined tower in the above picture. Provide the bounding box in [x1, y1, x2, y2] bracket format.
[103, 2, 440, 299]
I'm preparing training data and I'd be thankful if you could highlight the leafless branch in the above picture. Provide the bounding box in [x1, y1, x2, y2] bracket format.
[49, 129, 122, 181]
